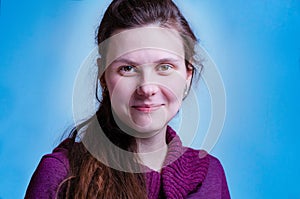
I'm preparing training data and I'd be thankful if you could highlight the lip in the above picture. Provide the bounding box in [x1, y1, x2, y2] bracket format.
[131, 104, 164, 112]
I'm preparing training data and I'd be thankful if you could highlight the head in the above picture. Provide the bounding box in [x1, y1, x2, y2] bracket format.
[64, 1, 201, 198]
[96, 0, 201, 136]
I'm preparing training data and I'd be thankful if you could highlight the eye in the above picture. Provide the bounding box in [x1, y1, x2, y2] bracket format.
[157, 64, 174, 72]
[120, 65, 135, 72]
[119, 65, 137, 75]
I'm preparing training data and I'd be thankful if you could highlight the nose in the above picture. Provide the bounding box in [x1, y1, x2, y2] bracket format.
[135, 66, 160, 97]
[136, 83, 159, 97]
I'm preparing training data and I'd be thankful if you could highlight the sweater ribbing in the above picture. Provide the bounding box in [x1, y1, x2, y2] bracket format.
[25, 126, 230, 199]
[145, 126, 210, 199]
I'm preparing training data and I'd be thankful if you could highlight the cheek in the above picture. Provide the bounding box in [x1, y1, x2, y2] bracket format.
[106, 75, 136, 106]
[162, 74, 186, 101]
[104, 71, 118, 95]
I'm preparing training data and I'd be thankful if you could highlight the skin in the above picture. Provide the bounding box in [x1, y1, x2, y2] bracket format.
[101, 26, 193, 170]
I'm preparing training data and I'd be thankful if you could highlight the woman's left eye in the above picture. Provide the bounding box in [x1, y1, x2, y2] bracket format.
[157, 64, 173, 71]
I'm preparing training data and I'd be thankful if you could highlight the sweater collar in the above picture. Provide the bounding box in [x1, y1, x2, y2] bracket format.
[146, 126, 210, 199]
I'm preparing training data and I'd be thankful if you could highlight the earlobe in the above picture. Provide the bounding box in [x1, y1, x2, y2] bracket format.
[184, 80, 191, 97]
[184, 84, 189, 96]
[184, 65, 193, 98]
[186, 67, 193, 86]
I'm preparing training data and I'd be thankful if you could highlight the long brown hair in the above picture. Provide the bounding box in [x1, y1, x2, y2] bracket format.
[59, 0, 200, 198]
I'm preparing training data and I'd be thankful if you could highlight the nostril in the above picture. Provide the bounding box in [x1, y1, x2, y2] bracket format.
[136, 84, 158, 96]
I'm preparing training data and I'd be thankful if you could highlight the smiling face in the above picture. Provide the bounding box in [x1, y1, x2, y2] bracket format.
[101, 27, 193, 137]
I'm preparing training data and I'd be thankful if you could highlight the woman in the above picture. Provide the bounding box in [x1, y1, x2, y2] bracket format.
[25, 0, 230, 198]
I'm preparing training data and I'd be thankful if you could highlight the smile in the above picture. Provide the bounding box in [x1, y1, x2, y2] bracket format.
[131, 104, 164, 113]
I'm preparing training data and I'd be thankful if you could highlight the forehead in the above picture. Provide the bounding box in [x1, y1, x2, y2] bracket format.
[111, 49, 184, 66]
[102, 26, 185, 68]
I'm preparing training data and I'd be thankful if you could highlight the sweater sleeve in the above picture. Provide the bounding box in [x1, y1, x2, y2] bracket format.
[187, 155, 231, 199]
[25, 147, 70, 199]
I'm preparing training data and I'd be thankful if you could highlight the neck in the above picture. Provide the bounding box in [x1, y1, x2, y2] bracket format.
[135, 126, 168, 171]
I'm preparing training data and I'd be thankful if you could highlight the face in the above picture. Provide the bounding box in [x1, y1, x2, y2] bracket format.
[101, 27, 193, 137]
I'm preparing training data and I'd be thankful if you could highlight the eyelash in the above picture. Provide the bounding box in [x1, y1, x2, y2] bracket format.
[119, 65, 136, 72]
[117, 63, 174, 75]
[157, 64, 173, 71]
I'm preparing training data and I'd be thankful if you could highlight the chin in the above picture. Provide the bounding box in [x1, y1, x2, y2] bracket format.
[116, 117, 167, 138]
[129, 125, 166, 138]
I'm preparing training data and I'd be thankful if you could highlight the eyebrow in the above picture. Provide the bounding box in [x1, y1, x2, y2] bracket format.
[110, 57, 182, 66]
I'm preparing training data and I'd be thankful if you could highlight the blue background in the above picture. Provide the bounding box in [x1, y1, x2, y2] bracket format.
[0, 0, 299, 198]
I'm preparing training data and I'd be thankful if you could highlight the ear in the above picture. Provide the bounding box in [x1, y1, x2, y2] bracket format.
[97, 58, 106, 87]
[97, 58, 104, 76]
[97, 57, 101, 66]
[185, 63, 194, 89]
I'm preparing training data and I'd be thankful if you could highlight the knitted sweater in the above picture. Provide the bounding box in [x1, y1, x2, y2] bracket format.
[25, 127, 230, 198]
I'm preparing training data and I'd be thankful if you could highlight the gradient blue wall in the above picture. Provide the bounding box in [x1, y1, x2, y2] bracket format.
[0, 0, 299, 198]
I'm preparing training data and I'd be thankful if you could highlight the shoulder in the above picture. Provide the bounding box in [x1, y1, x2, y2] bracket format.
[184, 147, 226, 177]
[187, 151, 231, 199]
[25, 139, 72, 199]
[206, 154, 226, 176]
[40, 138, 72, 175]
[183, 148, 228, 184]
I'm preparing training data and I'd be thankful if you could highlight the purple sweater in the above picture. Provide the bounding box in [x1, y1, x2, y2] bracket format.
[25, 127, 230, 198]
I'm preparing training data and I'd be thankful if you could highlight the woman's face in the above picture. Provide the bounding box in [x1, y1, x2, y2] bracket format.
[102, 27, 192, 137]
